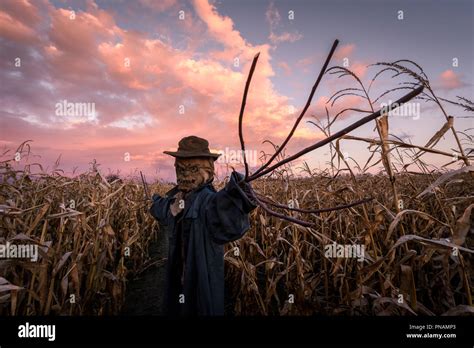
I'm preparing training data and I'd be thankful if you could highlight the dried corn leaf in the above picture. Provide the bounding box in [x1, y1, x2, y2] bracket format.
[399, 265, 417, 309]
[391, 234, 474, 254]
[417, 166, 474, 198]
[452, 203, 474, 246]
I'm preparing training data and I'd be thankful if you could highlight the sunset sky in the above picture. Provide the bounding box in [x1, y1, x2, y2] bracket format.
[1, 0, 472, 181]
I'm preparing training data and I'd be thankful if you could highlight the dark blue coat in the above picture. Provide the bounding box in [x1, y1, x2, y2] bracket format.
[149, 172, 256, 315]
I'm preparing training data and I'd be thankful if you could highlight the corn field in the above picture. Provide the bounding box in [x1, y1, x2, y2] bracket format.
[1, 58, 473, 316]
[225, 172, 473, 315]
[0, 144, 472, 316]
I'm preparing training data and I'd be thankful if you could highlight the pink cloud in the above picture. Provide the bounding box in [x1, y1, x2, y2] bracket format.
[0, 0, 384, 183]
[265, 1, 302, 45]
[265, 1, 280, 28]
[296, 55, 314, 69]
[193, 0, 246, 50]
[334, 43, 355, 60]
[1, 0, 317, 181]
[277, 61, 292, 76]
[351, 61, 368, 79]
[0, 10, 37, 43]
[0, 0, 41, 30]
[437, 69, 468, 90]
[269, 31, 303, 45]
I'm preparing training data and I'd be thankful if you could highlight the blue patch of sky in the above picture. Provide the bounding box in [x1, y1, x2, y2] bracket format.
[216, 0, 472, 108]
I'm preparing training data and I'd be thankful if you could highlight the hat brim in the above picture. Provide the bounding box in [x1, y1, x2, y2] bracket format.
[163, 150, 221, 160]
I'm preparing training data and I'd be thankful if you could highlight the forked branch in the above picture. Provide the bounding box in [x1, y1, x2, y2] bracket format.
[235, 40, 424, 228]
[251, 39, 339, 178]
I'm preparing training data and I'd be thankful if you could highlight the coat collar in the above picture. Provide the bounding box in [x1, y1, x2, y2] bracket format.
[165, 180, 215, 197]
[166, 181, 216, 219]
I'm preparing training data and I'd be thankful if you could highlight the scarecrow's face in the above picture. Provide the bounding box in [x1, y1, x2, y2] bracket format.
[175, 157, 214, 192]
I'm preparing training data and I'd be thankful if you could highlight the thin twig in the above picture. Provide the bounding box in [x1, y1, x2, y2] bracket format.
[248, 186, 314, 227]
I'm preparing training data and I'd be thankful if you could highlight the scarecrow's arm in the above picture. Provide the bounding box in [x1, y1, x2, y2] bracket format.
[204, 171, 256, 245]
[149, 194, 171, 225]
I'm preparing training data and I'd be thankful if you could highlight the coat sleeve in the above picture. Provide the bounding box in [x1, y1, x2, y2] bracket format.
[204, 172, 257, 245]
[149, 193, 171, 225]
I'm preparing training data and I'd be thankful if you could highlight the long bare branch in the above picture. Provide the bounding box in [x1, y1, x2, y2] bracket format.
[239, 52, 260, 180]
[247, 86, 424, 182]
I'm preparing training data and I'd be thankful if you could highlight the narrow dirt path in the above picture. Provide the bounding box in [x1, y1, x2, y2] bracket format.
[122, 225, 168, 315]
[121, 224, 237, 316]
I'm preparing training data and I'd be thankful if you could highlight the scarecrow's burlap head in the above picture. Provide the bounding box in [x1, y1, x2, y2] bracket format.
[164, 136, 220, 192]
[174, 157, 215, 192]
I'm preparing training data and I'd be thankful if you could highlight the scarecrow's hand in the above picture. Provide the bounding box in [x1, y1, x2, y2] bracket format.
[229, 171, 257, 212]
[204, 171, 256, 244]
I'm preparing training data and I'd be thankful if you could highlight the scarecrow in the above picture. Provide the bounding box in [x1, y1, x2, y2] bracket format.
[150, 135, 256, 316]
[149, 39, 424, 316]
